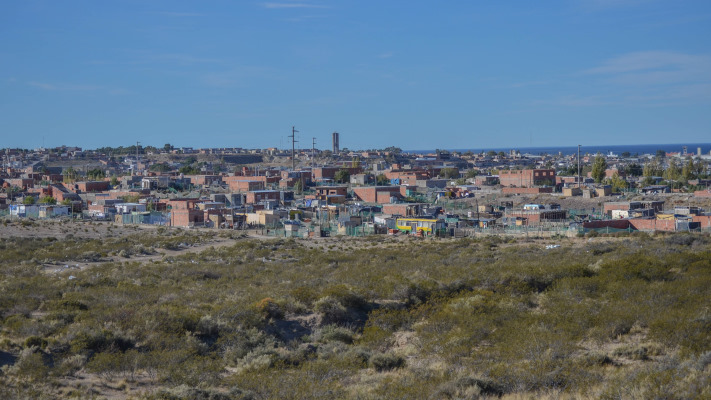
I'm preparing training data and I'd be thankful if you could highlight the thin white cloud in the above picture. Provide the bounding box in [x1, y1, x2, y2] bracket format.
[583, 51, 711, 77]
[122, 51, 222, 66]
[28, 81, 130, 95]
[201, 66, 282, 88]
[510, 80, 551, 88]
[157, 12, 206, 17]
[29, 82, 102, 91]
[532, 95, 616, 107]
[378, 52, 394, 59]
[577, 0, 657, 11]
[262, 2, 327, 9]
[538, 51, 711, 107]
[582, 51, 711, 91]
[284, 14, 327, 22]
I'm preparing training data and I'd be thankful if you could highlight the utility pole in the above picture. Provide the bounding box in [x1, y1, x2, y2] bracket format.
[289, 126, 298, 171]
[577, 144, 581, 188]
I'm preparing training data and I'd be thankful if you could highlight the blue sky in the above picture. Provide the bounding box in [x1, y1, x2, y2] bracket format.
[1, 0, 710, 150]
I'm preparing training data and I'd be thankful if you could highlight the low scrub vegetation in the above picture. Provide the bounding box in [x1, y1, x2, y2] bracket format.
[1, 232, 711, 398]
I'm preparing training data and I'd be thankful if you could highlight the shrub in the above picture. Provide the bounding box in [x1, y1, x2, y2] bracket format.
[7, 347, 49, 382]
[435, 376, 505, 398]
[395, 282, 436, 306]
[24, 336, 48, 349]
[369, 352, 405, 371]
[317, 325, 355, 344]
[314, 296, 348, 324]
[55, 354, 87, 377]
[321, 285, 368, 310]
[255, 298, 284, 320]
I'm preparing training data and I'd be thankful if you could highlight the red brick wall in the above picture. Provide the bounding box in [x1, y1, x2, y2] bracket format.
[316, 187, 347, 196]
[502, 187, 553, 194]
[77, 181, 110, 192]
[603, 203, 631, 215]
[500, 169, 555, 187]
[245, 191, 280, 204]
[189, 175, 223, 186]
[692, 215, 711, 228]
[352, 187, 377, 203]
[171, 209, 204, 227]
[352, 186, 400, 203]
[375, 188, 402, 204]
[629, 219, 676, 232]
[229, 180, 264, 192]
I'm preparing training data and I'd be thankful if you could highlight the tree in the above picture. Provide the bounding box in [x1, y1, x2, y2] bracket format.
[63, 167, 78, 183]
[591, 153, 607, 183]
[439, 168, 459, 179]
[621, 151, 631, 158]
[164, 143, 173, 152]
[607, 172, 628, 192]
[376, 174, 390, 185]
[682, 158, 695, 182]
[693, 159, 706, 178]
[664, 158, 681, 182]
[625, 163, 643, 177]
[87, 168, 105, 180]
[39, 196, 56, 204]
[110, 175, 119, 186]
[293, 179, 303, 194]
[23, 196, 36, 205]
[334, 169, 350, 184]
[149, 163, 171, 172]
[465, 169, 478, 178]
[643, 158, 664, 178]
[656, 149, 666, 159]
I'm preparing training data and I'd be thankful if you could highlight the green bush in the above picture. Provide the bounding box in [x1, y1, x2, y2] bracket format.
[23, 336, 47, 349]
[314, 296, 348, 324]
[317, 325, 355, 344]
[369, 352, 405, 371]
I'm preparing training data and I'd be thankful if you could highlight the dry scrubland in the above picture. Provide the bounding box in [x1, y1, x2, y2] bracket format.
[0, 223, 710, 399]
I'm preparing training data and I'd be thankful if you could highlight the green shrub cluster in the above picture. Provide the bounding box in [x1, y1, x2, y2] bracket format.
[0, 234, 710, 398]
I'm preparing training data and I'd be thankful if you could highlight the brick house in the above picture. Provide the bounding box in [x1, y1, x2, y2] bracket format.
[245, 190, 281, 204]
[169, 198, 204, 227]
[189, 175, 223, 187]
[314, 186, 348, 198]
[74, 181, 111, 193]
[312, 166, 362, 181]
[506, 209, 567, 224]
[228, 180, 265, 192]
[352, 186, 405, 204]
[499, 169, 556, 188]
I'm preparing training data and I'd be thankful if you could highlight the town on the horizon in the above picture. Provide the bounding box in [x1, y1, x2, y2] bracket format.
[2, 137, 711, 236]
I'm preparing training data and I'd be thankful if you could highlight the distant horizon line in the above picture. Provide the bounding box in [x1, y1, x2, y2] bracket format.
[405, 142, 711, 154]
[5, 141, 711, 153]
